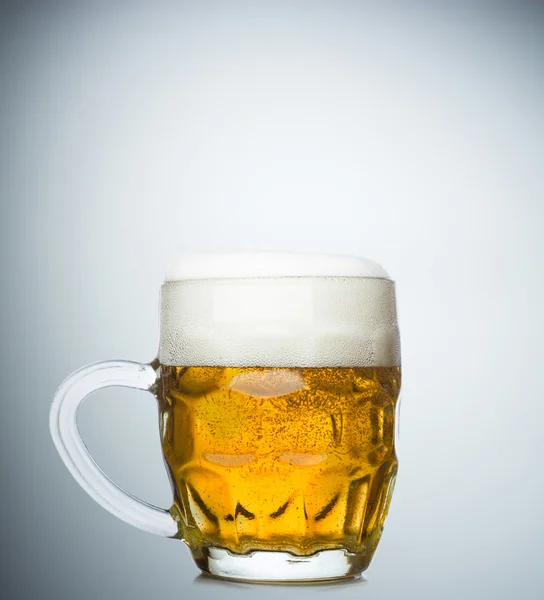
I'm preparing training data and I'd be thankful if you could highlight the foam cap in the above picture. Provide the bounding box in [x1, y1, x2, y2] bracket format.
[164, 252, 390, 281]
[160, 253, 399, 368]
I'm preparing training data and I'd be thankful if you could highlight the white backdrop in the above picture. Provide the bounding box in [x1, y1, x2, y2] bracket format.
[1, 2, 542, 599]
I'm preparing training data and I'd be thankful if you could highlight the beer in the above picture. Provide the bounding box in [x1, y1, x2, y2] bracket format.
[158, 364, 400, 567]
[51, 252, 402, 581]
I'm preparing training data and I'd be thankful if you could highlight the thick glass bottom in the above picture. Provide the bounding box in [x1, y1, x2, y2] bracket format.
[195, 546, 371, 583]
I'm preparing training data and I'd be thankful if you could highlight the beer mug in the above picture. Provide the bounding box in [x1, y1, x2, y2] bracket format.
[50, 253, 401, 582]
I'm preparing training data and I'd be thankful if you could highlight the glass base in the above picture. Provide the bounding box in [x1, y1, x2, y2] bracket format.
[197, 546, 370, 583]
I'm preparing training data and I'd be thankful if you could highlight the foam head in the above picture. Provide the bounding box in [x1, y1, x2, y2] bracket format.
[159, 252, 399, 368]
[164, 252, 391, 281]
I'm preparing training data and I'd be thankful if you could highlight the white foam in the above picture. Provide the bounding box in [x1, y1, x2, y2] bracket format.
[164, 252, 390, 281]
[159, 276, 400, 368]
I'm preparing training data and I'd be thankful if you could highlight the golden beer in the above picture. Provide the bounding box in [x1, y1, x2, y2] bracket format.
[51, 253, 402, 581]
[158, 365, 400, 569]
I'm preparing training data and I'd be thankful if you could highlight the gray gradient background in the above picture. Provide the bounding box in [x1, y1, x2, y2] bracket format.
[1, 2, 543, 599]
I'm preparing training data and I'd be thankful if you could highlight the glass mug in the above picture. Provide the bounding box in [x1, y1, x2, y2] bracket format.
[50, 253, 401, 583]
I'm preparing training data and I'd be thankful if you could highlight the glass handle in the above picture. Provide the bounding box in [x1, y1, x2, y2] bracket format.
[49, 360, 178, 538]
